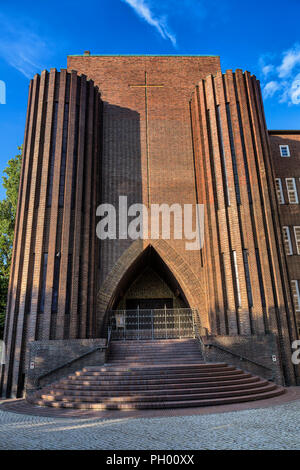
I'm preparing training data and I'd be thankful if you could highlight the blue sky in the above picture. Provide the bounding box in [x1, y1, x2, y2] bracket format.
[0, 0, 300, 199]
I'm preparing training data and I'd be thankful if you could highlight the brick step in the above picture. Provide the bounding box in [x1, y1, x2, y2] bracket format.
[71, 369, 236, 381]
[109, 348, 202, 353]
[29, 339, 283, 411]
[110, 340, 199, 345]
[52, 375, 259, 392]
[109, 343, 200, 350]
[60, 374, 248, 388]
[48, 378, 267, 397]
[54, 375, 260, 390]
[110, 340, 198, 344]
[68, 372, 236, 383]
[108, 361, 205, 366]
[40, 383, 277, 404]
[66, 368, 244, 381]
[83, 362, 227, 372]
[75, 367, 235, 379]
[76, 365, 233, 377]
[33, 387, 285, 410]
[109, 352, 203, 362]
[109, 349, 201, 355]
[109, 351, 202, 357]
[108, 360, 205, 365]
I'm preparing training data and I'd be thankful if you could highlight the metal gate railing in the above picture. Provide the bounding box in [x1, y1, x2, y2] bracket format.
[107, 308, 197, 340]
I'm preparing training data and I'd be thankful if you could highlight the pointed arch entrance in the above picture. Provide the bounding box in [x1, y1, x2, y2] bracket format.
[96, 240, 206, 337]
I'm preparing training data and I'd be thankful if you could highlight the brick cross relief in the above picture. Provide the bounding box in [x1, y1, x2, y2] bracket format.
[129, 72, 164, 207]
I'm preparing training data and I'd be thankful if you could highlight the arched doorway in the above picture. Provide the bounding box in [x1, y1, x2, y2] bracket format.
[97, 240, 206, 339]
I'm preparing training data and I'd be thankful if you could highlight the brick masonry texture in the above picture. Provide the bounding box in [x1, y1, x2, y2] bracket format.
[26, 338, 106, 392]
[1, 56, 300, 398]
[269, 132, 300, 332]
[0, 70, 101, 398]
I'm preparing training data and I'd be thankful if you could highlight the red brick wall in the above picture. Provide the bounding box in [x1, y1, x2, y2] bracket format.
[269, 132, 300, 332]
[67, 55, 221, 294]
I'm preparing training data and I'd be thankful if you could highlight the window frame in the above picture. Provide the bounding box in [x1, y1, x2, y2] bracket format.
[275, 178, 285, 204]
[285, 177, 299, 204]
[232, 250, 242, 308]
[291, 280, 300, 312]
[280, 145, 290, 157]
[283, 226, 293, 255]
[293, 226, 300, 255]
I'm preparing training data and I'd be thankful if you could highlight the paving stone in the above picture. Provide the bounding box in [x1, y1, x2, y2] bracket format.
[0, 399, 300, 450]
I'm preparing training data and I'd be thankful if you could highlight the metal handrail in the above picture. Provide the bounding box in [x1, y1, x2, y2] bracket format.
[107, 326, 112, 347]
[203, 341, 273, 372]
[36, 343, 108, 387]
[193, 323, 274, 372]
[193, 321, 206, 350]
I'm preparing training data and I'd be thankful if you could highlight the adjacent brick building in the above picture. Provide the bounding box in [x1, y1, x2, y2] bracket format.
[1, 55, 299, 398]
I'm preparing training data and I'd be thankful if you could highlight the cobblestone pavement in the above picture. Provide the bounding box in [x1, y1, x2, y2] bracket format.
[0, 400, 300, 450]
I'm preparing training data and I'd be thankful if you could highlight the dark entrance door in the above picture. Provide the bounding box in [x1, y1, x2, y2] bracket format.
[125, 298, 174, 336]
[126, 298, 173, 310]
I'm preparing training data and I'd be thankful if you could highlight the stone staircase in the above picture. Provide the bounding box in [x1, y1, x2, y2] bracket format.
[29, 339, 285, 410]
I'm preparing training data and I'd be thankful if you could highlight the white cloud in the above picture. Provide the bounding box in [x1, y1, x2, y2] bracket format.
[263, 81, 281, 98]
[277, 44, 300, 78]
[289, 73, 300, 104]
[121, 0, 176, 46]
[0, 14, 47, 78]
[262, 64, 274, 77]
[259, 43, 300, 105]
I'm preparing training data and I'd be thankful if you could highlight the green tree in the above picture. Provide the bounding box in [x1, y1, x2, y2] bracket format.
[0, 146, 22, 338]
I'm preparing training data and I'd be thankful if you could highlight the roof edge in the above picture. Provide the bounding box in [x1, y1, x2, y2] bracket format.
[268, 130, 300, 135]
[67, 54, 220, 58]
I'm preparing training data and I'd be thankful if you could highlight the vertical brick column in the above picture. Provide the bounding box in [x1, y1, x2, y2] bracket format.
[191, 70, 298, 385]
[202, 75, 239, 334]
[215, 72, 252, 335]
[1, 75, 40, 398]
[224, 71, 265, 334]
[190, 84, 227, 335]
[1, 70, 102, 397]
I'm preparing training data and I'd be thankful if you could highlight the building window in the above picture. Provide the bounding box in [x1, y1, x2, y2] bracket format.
[71, 105, 80, 209]
[293, 226, 300, 255]
[226, 103, 241, 205]
[47, 102, 59, 207]
[59, 103, 69, 208]
[65, 254, 73, 315]
[291, 280, 300, 312]
[236, 101, 252, 204]
[255, 248, 266, 308]
[233, 250, 241, 308]
[51, 254, 60, 313]
[206, 110, 219, 210]
[283, 226, 293, 255]
[39, 253, 48, 313]
[25, 253, 35, 314]
[220, 252, 228, 311]
[216, 106, 230, 207]
[286, 178, 298, 204]
[280, 145, 290, 157]
[243, 249, 253, 308]
[275, 178, 285, 204]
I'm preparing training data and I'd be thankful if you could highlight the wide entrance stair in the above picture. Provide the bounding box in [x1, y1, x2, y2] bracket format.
[30, 339, 285, 410]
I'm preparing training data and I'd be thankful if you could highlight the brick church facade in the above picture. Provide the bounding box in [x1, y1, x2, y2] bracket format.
[1, 54, 300, 398]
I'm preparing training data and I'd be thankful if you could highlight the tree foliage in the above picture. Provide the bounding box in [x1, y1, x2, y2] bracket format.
[0, 146, 22, 338]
